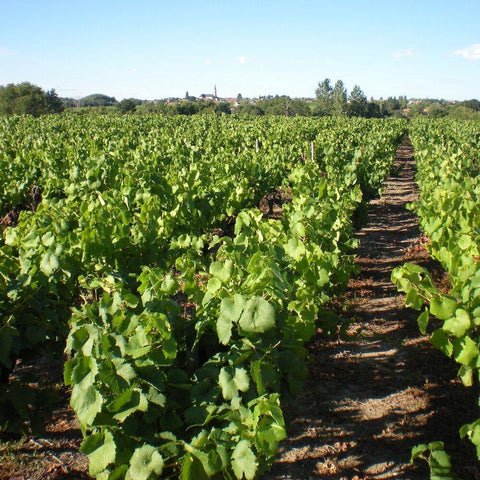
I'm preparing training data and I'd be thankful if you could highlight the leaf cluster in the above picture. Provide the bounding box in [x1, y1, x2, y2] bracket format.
[392, 118, 480, 467]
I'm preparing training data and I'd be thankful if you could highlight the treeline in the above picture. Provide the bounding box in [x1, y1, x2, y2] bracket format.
[1, 81, 479, 120]
[0, 82, 64, 116]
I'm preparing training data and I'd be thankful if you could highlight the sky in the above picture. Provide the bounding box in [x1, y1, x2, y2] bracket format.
[0, 0, 479, 101]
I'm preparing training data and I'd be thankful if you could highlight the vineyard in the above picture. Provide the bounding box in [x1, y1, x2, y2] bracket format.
[0, 115, 478, 479]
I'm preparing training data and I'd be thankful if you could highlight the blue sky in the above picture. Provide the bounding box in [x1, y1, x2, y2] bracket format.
[1, 0, 479, 100]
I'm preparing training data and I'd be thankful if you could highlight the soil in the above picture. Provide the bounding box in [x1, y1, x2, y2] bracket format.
[1, 138, 478, 479]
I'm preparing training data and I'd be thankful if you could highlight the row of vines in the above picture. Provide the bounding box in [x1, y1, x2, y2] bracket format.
[0, 115, 408, 478]
[393, 118, 480, 476]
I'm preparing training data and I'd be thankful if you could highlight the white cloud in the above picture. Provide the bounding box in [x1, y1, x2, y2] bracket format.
[239, 55, 247, 64]
[391, 48, 419, 58]
[204, 59, 212, 66]
[453, 43, 480, 60]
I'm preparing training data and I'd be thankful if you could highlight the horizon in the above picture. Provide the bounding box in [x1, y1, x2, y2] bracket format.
[58, 90, 475, 103]
[1, 1, 479, 101]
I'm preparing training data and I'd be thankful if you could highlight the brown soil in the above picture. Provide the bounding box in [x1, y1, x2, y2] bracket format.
[0, 352, 88, 480]
[1, 138, 478, 479]
[262, 137, 479, 479]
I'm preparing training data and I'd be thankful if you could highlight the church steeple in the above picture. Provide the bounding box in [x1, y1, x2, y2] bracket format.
[214, 85, 217, 99]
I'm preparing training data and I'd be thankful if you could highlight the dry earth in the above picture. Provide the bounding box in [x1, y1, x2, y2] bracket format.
[1, 138, 478, 479]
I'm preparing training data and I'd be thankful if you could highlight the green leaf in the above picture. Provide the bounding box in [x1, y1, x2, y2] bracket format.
[70, 355, 98, 384]
[405, 287, 425, 310]
[317, 268, 329, 287]
[126, 445, 163, 480]
[184, 437, 225, 476]
[71, 381, 103, 426]
[250, 360, 279, 395]
[256, 420, 286, 458]
[81, 431, 116, 475]
[291, 219, 305, 237]
[41, 231, 55, 247]
[231, 440, 257, 480]
[431, 448, 451, 468]
[181, 453, 209, 480]
[161, 274, 179, 295]
[217, 294, 245, 345]
[457, 234, 472, 250]
[112, 389, 148, 422]
[430, 329, 453, 357]
[458, 365, 474, 386]
[40, 251, 59, 276]
[453, 336, 479, 366]
[206, 277, 222, 294]
[233, 368, 249, 392]
[284, 237, 305, 262]
[112, 357, 137, 382]
[417, 309, 429, 335]
[218, 367, 250, 401]
[443, 309, 471, 337]
[4, 228, 18, 246]
[98, 359, 130, 396]
[430, 296, 457, 321]
[238, 296, 275, 333]
[210, 260, 233, 283]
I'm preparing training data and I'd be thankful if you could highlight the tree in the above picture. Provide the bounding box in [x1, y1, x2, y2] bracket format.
[0, 82, 64, 116]
[315, 78, 333, 115]
[381, 97, 401, 116]
[332, 80, 347, 116]
[427, 104, 448, 118]
[45, 89, 64, 113]
[170, 101, 198, 115]
[78, 93, 117, 107]
[460, 99, 480, 112]
[448, 105, 479, 120]
[289, 99, 312, 116]
[216, 102, 232, 114]
[348, 85, 368, 117]
[367, 102, 382, 118]
[256, 96, 290, 116]
[117, 98, 139, 114]
[253, 96, 310, 117]
[235, 102, 264, 116]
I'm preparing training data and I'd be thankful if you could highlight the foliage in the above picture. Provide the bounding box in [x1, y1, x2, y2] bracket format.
[118, 99, 140, 114]
[349, 85, 368, 117]
[79, 93, 117, 107]
[392, 118, 480, 466]
[411, 442, 457, 479]
[332, 80, 348, 117]
[0, 82, 64, 116]
[0, 114, 406, 477]
[253, 96, 311, 117]
[314, 78, 379, 118]
[315, 78, 333, 116]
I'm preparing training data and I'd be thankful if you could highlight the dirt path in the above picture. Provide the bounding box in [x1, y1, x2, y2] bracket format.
[263, 138, 478, 479]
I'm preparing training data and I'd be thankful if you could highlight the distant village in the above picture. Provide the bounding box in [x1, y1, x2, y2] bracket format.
[41, 82, 480, 120]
